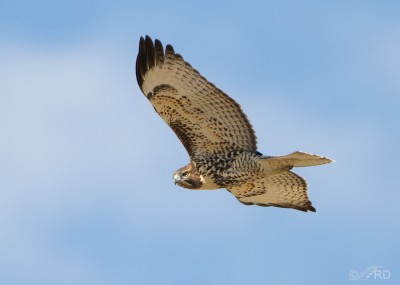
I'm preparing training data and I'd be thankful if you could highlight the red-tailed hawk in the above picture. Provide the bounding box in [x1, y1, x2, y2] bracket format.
[136, 36, 333, 212]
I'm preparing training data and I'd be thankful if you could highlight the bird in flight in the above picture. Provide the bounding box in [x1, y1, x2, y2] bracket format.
[136, 36, 333, 212]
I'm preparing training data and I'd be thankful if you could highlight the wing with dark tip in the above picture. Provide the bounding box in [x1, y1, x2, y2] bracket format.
[228, 171, 316, 212]
[136, 36, 257, 158]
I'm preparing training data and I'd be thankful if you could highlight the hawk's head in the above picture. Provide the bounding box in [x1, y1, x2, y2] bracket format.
[173, 162, 204, 189]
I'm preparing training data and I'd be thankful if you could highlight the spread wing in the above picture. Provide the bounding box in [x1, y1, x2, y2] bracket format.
[136, 36, 257, 158]
[228, 171, 316, 212]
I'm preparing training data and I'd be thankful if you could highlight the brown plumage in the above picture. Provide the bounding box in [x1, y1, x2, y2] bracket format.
[136, 36, 333, 212]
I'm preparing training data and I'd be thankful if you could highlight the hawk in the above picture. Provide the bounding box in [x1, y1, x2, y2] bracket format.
[136, 36, 333, 212]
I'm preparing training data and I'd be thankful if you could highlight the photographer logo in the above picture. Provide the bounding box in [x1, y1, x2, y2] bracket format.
[349, 266, 391, 281]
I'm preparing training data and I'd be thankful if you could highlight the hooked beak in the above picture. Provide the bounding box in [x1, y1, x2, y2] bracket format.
[173, 174, 181, 185]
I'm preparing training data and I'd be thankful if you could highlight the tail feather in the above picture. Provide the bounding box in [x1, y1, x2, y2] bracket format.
[263, 151, 333, 168]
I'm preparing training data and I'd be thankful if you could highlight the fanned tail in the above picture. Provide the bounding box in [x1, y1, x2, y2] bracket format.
[263, 151, 333, 168]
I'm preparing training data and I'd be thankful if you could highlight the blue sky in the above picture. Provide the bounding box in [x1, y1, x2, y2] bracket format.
[1, 0, 399, 284]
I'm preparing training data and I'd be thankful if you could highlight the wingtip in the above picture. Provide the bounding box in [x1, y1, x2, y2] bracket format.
[165, 44, 175, 55]
[136, 35, 156, 89]
[136, 36, 171, 90]
[238, 198, 317, 213]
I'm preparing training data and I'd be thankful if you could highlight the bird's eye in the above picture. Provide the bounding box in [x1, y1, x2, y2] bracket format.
[181, 171, 189, 178]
